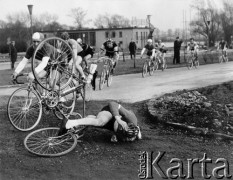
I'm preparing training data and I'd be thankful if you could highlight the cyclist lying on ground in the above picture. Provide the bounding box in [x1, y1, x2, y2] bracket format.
[99, 39, 119, 74]
[187, 37, 199, 59]
[140, 39, 156, 60]
[217, 38, 228, 60]
[58, 101, 142, 142]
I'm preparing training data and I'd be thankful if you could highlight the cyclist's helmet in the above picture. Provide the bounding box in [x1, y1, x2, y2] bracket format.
[158, 40, 162, 43]
[147, 39, 153, 44]
[32, 32, 44, 42]
[190, 37, 194, 41]
[61, 32, 70, 40]
[114, 122, 139, 141]
[77, 38, 82, 44]
[107, 38, 113, 43]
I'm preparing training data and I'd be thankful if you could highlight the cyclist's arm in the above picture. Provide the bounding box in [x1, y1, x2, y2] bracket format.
[140, 48, 146, 57]
[14, 57, 29, 75]
[152, 49, 156, 57]
[99, 45, 105, 55]
[34, 56, 50, 74]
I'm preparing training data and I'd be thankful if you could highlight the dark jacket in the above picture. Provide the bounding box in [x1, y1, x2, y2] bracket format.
[174, 40, 183, 51]
[9, 44, 17, 62]
[129, 41, 137, 53]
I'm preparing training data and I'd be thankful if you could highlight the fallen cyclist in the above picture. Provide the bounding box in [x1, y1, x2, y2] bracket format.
[58, 101, 142, 142]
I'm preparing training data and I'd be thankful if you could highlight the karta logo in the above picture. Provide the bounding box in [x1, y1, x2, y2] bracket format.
[138, 151, 232, 179]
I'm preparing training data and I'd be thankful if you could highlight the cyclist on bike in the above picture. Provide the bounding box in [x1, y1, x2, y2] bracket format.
[77, 38, 97, 89]
[58, 101, 142, 142]
[155, 40, 167, 69]
[12, 32, 53, 81]
[187, 38, 199, 60]
[217, 38, 228, 61]
[60, 32, 86, 80]
[140, 39, 156, 60]
[99, 38, 119, 73]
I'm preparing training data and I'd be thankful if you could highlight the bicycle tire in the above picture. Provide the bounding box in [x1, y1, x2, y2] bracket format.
[107, 69, 113, 87]
[186, 56, 193, 70]
[24, 127, 78, 157]
[219, 56, 223, 63]
[142, 62, 148, 78]
[99, 69, 106, 90]
[54, 82, 77, 119]
[32, 37, 74, 91]
[149, 60, 155, 76]
[194, 60, 199, 69]
[154, 60, 158, 71]
[7, 87, 42, 131]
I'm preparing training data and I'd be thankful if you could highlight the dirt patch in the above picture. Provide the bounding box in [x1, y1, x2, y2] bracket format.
[1, 82, 233, 179]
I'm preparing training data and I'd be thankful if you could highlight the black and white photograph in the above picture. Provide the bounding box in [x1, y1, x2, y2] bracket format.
[0, 0, 233, 179]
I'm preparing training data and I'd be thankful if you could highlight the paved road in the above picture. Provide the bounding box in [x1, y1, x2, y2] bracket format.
[0, 62, 233, 102]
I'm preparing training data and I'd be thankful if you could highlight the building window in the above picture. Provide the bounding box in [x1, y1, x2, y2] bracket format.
[105, 32, 109, 38]
[112, 31, 116, 38]
[119, 31, 122, 38]
[136, 32, 138, 40]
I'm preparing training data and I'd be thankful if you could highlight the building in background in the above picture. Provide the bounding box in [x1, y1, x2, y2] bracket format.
[40, 27, 153, 51]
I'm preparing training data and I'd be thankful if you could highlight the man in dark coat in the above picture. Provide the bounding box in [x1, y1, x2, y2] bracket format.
[9, 41, 17, 70]
[173, 37, 183, 64]
[129, 39, 137, 60]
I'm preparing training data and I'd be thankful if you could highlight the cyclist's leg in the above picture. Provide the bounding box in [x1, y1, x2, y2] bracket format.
[65, 110, 113, 129]
[74, 55, 85, 79]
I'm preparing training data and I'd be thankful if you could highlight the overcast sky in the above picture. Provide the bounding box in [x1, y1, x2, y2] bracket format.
[0, 0, 224, 31]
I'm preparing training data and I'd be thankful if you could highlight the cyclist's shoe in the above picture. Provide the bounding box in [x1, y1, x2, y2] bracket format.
[111, 134, 118, 143]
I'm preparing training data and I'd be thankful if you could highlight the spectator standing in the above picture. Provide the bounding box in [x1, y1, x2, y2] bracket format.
[129, 39, 137, 60]
[9, 41, 17, 70]
[173, 37, 183, 64]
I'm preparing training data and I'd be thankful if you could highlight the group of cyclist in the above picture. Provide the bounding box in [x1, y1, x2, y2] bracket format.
[11, 31, 141, 143]
[141, 36, 228, 68]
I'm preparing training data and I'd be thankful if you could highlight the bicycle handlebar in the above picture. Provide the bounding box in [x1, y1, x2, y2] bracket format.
[12, 73, 28, 84]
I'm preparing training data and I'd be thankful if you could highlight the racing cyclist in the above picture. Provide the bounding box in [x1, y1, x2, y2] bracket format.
[140, 39, 156, 62]
[187, 38, 199, 60]
[60, 32, 85, 81]
[155, 40, 167, 69]
[77, 38, 97, 89]
[99, 39, 119, 74]
[217, 38, 228, 61]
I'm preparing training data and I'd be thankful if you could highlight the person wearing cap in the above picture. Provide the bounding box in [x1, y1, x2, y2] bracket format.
[58, 101, 142, 142]
[99, 38, 119, 73]
[12, 32, 53, 81]
[140, 39, 156, 60]
[173, 37, 183, 64]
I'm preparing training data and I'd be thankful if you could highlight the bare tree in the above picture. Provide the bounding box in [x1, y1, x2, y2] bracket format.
[68, 8, 90, 28]
[94, 14, 130, 28]
[190, 0, 221, 47]
[220, 0, 233, 44]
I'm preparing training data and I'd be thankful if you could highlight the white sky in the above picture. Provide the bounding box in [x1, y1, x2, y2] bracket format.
[0, 0, 225, 31]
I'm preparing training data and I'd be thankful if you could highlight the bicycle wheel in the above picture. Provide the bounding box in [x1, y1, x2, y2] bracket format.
[107, 69, 113, 87]
[225, 56, 228, 63]
[149, 61, 155, 75]
[24, 127, 78, 157]
[194, 60, 199, 69]
[186, 56, 193, 70]
[218, 56, 223, 63]
[154, 60, 159, 71]
[7, 87, 42, 131]
[99, 69, 106, 90]
[142, 62, 148, 78]
[32, 37, 74, 91]
[54, 82, 76, 119]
